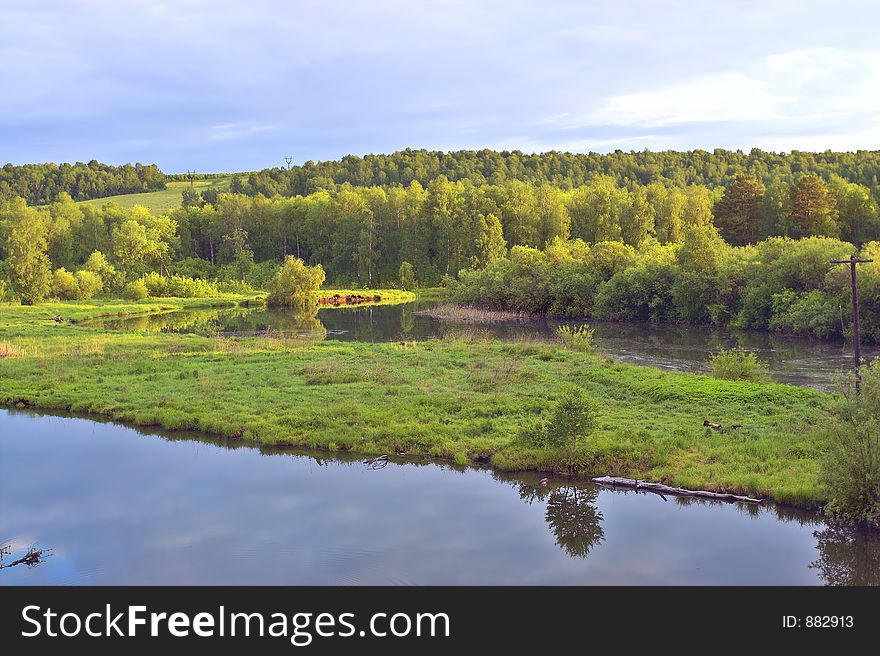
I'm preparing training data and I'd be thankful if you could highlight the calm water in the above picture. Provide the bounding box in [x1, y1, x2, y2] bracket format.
[2, 409, 878, 585]
[89, 302, 879, 390]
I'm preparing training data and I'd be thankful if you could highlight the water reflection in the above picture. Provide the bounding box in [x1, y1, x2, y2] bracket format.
[501, 474, 605, 558]
[2, 409, 878, 585]
[84, 302, 879, 390]
[810, 524, 880, 586]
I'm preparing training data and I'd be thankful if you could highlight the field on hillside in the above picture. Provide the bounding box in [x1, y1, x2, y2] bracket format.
[77, 176, 232, 214]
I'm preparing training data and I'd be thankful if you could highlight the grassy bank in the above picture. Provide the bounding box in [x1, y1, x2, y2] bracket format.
[0, 298, 834, 505]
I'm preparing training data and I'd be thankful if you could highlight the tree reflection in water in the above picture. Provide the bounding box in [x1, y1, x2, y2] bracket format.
[810, 524, 880, 586]
[545, 486, 605, 558]
[96, 305, 327, 340]
[501, 474, 605, 559]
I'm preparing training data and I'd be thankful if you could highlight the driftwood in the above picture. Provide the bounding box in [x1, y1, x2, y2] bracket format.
[592, 476, 764, 504]
[0, 544, 53, 570]
[363, 454, 389, 470]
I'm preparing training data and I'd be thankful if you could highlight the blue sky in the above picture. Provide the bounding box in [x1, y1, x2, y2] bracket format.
[1, 0, 879, 172]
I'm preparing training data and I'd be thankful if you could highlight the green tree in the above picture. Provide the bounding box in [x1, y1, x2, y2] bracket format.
[620, 186, 654, 247]
[714, 176, 766, 245]
[83, 250, 121, 290]
[787, 175, 839, 238]
[471, 212, 507, 268]
[266, 256, 326, 307]
[52, 268, 80, 300]
[828, 175, 880, 245]
[545, 386, 599, 454]
[398, 261, 416, 290]
[2, 198, 52, 304]
[74, 269, 103, 299]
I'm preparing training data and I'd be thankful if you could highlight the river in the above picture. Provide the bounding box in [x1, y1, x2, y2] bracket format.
[2, 409, 878, 585]
[87, 301, 880, 390]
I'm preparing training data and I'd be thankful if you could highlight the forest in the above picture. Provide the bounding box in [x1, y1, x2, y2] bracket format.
[0, 161, 166, 205]
[229, 148, 880, 196]
[2, 149, 880, 341]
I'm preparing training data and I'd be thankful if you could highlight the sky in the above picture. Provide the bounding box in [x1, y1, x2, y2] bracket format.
[1, 0, 879, 173]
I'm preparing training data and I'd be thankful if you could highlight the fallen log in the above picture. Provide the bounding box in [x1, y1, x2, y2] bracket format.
[363, 454, 389, 470]
[592, 476, 764, 504]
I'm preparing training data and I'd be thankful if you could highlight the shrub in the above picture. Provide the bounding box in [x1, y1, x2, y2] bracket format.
[768, 289, 841, 339]
[267, 256, 326, 307]
[138, 272, 220, 298]
[52, 268, 81, 300]
[216, 279, 253, 294]
[83, 251, 121, 290]
[708, 348, 771, 382]
[556, 324, 595, 353]
[519, 387, 599, 459]
[823, 365, 880, 527]
[124, 279, 149, 300]
[169, 257, 217, 280]
[245, 260, 280, 290]
[74, 270, 103, 300]
[545, 387, 599, 452]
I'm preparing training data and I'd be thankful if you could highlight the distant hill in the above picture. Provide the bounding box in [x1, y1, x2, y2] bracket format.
[0, 161, 166, 205]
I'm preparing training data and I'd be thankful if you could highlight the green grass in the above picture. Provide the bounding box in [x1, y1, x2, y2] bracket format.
[0, 298, 835, 506]
[76, 177, 232, 214]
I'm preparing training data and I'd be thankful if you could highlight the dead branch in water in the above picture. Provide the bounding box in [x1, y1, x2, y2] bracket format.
[363, 454, 389, 470]
[592, 476, 764, 504]
[0, 543, 54, 570]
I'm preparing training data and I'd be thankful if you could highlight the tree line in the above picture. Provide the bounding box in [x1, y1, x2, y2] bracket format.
[451, 232, 880, 342]
[0, 161, 166, 205]
[2, 167, 880, 304]
[230, 148, 880, 197]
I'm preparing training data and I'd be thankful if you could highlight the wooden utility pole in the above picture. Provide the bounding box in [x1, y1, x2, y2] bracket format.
[831, 254, 873, 393]
[186, 170, 196, 188]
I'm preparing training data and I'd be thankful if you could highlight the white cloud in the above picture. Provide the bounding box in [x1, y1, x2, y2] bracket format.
[209, 123, 276, 141]
[576, 48, 880, 138]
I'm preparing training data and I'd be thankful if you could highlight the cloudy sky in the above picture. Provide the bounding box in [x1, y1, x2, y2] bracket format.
[1, 0, 879, 172]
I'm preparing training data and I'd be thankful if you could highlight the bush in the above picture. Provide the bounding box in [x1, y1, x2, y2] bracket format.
[138, 272, 220, 298]
[245, 260, 280, 290]
[519, 387, 599, 459]
[74, 270, 103, 300]
[83, 251, 121, 290]
[708, 348, 771, 382]
[545, 387, 599, 452]
[169, 257, 217, 280]
[52, 268, 81, 300]
[124, 279, 149, 300]
[768, 289, 841, 339]
[267, 256, 326, 307]
[216, 279, 253, 294]
[556, 324, 595, 352]
[824, 364, 880, 527]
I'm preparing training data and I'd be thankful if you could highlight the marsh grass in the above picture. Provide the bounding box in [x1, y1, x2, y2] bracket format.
[556, 324, 595, 353]
[0, 298, 836, 504]
[0, 342, 25, 358]
[418, 303, 531, 323]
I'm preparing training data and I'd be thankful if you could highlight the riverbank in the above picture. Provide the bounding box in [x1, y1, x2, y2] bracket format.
[0, 297, 834, 506]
